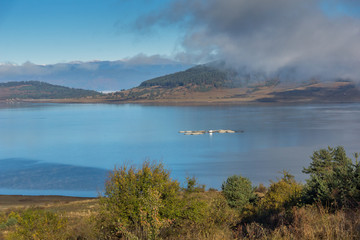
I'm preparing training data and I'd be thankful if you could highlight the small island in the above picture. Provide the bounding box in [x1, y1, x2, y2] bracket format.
[179, 129, 242, 135]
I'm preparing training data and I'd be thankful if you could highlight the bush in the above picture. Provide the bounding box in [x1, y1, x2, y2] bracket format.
[222, 175, 255, 211]
[7, 208, 68, 240]
[163, 191, 237, 239]
[241, 172, 303, 228]
[98, 161, 237, 239]
[0, 212, 18, 230]
[184, 176, 205, 193]
[98, 161, 181, 239]
[260, 171, 303, 211]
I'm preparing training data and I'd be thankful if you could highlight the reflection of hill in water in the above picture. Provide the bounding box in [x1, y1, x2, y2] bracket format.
[0, 158, 107, 191]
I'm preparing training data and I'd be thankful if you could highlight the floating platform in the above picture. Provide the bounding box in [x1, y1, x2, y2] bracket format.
[179, 129, 243, 135]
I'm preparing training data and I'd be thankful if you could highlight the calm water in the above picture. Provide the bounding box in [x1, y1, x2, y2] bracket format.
[1, 103, 360, 197]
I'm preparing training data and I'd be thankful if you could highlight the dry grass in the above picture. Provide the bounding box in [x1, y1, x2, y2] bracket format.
[236, 205, 360, 240]
[0, 196, 99, 240]
[19, 81, 356, 105]
[1, 195, 360, 239]
[0, 195, 94, 211]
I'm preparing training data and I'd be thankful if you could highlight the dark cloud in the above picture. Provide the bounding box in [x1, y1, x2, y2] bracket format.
[136, 0, 360, 81]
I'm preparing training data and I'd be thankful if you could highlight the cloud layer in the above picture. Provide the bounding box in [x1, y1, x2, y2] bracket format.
[137, 0, 360, 81]
[0, 56, 191, 91]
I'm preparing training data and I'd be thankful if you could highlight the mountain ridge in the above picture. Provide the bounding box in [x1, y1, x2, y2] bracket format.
[0, 81, 101, 100]
[108, 64, 360, 103]
[2, 64, 360, 104]
[0, 60, 192, 91]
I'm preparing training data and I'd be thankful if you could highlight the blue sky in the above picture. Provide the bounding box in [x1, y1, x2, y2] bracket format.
[0, 0, 360, 72]
[0, 0, 179, 64]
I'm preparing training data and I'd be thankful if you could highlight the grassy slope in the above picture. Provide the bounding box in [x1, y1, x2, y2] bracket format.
[108, 81, 360, 104]
[0, 81, 101, 100]
[0, 195, 98, 239]
[105, 63, 360, 104]
[1, 70, 360, 104]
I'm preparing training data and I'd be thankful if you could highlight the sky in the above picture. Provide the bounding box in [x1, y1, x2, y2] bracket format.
[1, 0, 360, 80]
[0, 0, 179, 64]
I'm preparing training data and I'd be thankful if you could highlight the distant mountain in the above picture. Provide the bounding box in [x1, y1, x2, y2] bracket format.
[139, 64, 237, 89]
[0, 60, 192, 91]
[139, 62, 282, 90]
[3, 63, 358, 104]
[0, 81, 101, 100]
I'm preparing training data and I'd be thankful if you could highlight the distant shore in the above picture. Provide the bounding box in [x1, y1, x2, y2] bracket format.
[2, 80, 360, 105]
[2, 97, 360, 106]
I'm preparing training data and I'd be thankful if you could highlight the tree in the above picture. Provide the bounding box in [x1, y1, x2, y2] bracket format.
[221, 175, 254, 211]
[303, 146, 360, 208]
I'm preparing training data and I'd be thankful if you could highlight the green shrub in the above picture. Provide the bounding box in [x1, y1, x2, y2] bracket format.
[98, 161, 181, 240]
[7, 208, 68, 240]
[241, 172, 303, 228]
[221, 175, 255, 211]
[163, 192, 237, 239]
[261, 171, 303, 211]
[303, 146, 360, 208]
[184, 176, 205, 193]
[0, 211, 19, 231]
[98, 161, 237, 239]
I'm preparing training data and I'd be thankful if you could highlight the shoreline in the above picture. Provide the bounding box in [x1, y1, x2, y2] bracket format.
[2, 98, 360, 107]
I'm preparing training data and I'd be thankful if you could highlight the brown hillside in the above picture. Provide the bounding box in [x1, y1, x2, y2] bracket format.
[107, 81, 360, 104]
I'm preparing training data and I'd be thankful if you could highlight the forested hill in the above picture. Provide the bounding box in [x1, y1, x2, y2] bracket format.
[139, 64, 239, 89]
[0, 81, 101, 100]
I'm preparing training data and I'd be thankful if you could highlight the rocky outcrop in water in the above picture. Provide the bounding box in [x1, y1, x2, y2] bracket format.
[179, 129, 243, 135]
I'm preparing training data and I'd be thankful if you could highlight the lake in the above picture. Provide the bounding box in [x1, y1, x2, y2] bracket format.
[1, 102, 359, 197]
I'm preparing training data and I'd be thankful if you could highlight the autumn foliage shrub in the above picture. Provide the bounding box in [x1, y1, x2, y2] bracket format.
[7, 208, 68, 240]
[260, 171, 303, 211]
[97, 161, 180, 239]
[98, 161, 237, 239]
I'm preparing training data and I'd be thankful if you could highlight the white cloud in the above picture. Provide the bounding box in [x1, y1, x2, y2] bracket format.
[136, 0, 360, 80]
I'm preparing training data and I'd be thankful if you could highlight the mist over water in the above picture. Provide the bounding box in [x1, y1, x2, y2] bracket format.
[1, 103, 360, 196]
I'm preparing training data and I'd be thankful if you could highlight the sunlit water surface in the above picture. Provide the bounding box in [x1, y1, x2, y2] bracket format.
[1, 103, 359, 197]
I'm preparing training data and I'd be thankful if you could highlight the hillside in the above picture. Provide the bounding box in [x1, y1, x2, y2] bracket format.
[139, 64, 240, 89]
[257, 81, 360, 103]
[2, 69, 359, 104]
[138, 62, 284, 90]
[109, 63, 360, 103]
[0, 81, 101, 100]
